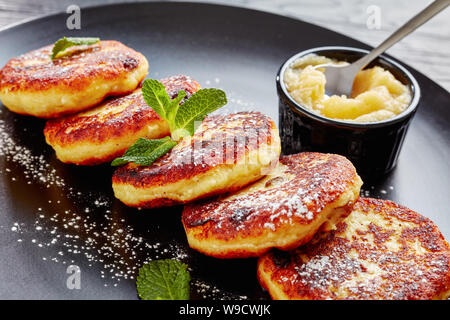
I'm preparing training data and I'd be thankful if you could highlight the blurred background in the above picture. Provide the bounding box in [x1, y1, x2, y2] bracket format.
[0, 0, 448, 91]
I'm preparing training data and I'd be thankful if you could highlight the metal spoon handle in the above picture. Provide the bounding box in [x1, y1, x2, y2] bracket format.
[353, 0, 450, 70]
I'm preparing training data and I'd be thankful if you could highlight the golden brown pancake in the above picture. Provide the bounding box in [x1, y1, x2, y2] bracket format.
[43, 75, 200, 165]
[0, 40, 148, 118]
[182, 152, 362, 258]
[112, 112, 281, 209]
[258, 197, 450, 300]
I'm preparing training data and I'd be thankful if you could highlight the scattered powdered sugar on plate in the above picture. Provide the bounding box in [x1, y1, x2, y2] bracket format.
[192, 280, 248, 300]
[0, 111, 235, 298]
[202, 79, 257, 115]
[9, 200, 193, 286]
[360, 184, 395, 199]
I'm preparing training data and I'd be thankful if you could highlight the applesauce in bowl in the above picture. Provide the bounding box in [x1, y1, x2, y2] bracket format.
[284, 54, 412, 122]
[277, 47, 420, 180]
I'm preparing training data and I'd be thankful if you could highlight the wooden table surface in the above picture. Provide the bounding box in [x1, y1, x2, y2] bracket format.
[1, 0, 449, 91]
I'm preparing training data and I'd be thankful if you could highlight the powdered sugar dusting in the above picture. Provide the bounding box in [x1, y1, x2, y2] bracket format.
[0, 118, 65, 187]
[0, 111, 236, 298]
[184, 153, 357, 237]
[267, 198, 450, 300]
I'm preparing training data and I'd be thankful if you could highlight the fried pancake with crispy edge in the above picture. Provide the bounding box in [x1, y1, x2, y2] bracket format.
[182, 152, 362, 258]
[258, 197, 450, 300]
[0, 40, 148, 118]
[44, 75, 200, 165]
[112, 112, 281, 209]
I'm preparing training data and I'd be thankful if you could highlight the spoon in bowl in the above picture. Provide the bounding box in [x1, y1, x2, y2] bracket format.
[315, 0, 449, 97]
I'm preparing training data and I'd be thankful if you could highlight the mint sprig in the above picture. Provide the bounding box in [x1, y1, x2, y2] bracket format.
[51, 37, 100, 60]
[111, 137, 177, 167]
[136, 259, 190, 300]
[141, 79, 226, 140]
[112, 78, 227, 167]
[171, 88, 227, 140]
[141, 79, 187, 129]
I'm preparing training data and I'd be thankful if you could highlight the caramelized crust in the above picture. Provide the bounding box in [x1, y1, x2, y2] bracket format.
[182, 153, 362, 258]
[112, 112, 281, 208]
[258, 198, 450, 300]
[0, 40, 148, 118]
[44, 75, 200, 165]
[1, 40, 141, 91]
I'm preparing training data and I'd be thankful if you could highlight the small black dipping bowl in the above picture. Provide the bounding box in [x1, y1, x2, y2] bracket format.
[277, 46, 421, 181]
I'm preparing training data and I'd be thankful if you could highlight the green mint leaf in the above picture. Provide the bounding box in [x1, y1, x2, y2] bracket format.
[141, 79, 172, 121]
[51, 37, 100, 59]
[167, 90, 187, 125]
[172, 88, 227, 140]
[114, 80, 227, 166]
[136, 259, 190, 300]
[111, 137, 176, 166]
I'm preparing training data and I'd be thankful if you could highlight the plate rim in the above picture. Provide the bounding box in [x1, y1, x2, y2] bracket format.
[0, 1, 448, 95]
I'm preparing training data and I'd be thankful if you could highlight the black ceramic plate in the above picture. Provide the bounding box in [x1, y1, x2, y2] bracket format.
[0, 2, 448, 299]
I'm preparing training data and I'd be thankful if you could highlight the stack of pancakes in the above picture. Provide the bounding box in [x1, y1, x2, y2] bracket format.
[1, 41, 449, 300]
